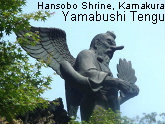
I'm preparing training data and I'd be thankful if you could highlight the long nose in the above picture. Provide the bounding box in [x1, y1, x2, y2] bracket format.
[110, 45, 124, 51]
[106, 45, 124, 53]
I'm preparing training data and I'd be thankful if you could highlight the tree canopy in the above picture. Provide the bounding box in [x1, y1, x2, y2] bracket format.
[0, 0, 53, 122]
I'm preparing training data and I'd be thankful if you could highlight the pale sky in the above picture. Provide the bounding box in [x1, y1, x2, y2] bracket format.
[15, 0, 165, 118]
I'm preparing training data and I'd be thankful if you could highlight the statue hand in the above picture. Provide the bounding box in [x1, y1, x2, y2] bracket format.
[118, 80, 139, 98]
[117, 79, 132, 94]
[128, 84, 139, 97]
[119, 84, 139, 104]
[103, 77, 139, 97]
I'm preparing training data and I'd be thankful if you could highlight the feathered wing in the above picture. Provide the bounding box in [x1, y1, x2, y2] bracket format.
[16, 26, 81, 117]
[17, 26, 75, 77]
[117, 58, 137, 84]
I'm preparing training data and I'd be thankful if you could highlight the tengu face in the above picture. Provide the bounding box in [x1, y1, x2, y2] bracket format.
[95, 34, 117, 59]
[102, 34, 117, 59]
[91, 31, 124, 60]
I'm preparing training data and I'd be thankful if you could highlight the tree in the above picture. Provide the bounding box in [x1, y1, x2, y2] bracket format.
[0, 0, 51, 38]
[0, 0, 53, 122]
[69, 108, 165, 124]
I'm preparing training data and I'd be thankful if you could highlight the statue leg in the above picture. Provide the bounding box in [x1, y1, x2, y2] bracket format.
[80, 95, 95, 122]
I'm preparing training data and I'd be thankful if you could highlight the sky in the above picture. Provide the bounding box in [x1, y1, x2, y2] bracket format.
[13, 0, 165, 118]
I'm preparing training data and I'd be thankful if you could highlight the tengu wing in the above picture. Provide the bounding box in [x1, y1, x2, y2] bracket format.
[16, 26, 81, 117]
[17, 26, 75, 77]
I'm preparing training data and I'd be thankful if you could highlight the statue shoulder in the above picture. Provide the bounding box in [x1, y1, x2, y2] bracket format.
[77, 49, 95, 58]
[75, 49, 96, 67]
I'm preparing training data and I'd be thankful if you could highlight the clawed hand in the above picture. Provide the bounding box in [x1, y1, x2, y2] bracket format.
[117, 79, 139, 97]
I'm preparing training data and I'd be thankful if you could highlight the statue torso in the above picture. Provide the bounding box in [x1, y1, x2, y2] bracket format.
[74, 49, 119, 110]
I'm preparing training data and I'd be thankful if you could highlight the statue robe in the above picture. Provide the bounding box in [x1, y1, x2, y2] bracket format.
[74, 49, 119, 121]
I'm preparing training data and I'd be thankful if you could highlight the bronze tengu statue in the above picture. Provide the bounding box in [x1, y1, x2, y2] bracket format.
[17, 27, 139, 121]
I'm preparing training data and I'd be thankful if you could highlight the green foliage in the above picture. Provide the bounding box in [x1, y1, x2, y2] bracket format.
[69, 107, 165, 124]
[88, 107, 121, 124]
[0, 0, 53, 123]
[68, 108, 121, 124]
[0, 41, 52, 122]
[0, 0, 51, 38]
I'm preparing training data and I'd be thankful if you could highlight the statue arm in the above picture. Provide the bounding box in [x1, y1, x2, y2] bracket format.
[74, 50, 139, 95]
[103, 76, 133, 90]
[75, 50, 109, 91]
[103, 75, 139, 105]
[75, 50, 132, 91]
[118, 84, 139, 105]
